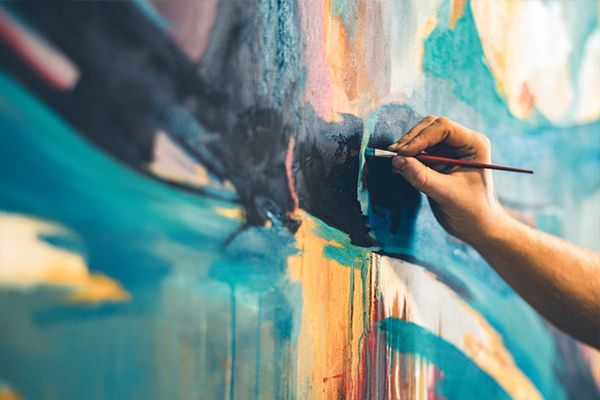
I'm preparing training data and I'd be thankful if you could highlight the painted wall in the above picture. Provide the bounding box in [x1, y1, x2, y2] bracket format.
[0, 0, 599, 399]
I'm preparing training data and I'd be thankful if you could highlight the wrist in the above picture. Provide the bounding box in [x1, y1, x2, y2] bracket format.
[463, 206, 514, 249]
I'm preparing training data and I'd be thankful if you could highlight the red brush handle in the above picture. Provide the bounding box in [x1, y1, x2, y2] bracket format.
[415, 154, 534, 174]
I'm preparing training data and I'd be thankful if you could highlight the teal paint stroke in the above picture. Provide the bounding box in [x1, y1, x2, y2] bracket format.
[0, 70, 301, 399]
[357, 107, 382, 216]
[423, 0, 548, 129]
[311, 214, 371, 268]
[380, 318, 510, 400]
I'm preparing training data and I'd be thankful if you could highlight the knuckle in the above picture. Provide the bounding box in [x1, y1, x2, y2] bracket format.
[436, 116, 450, 125]
[474, 132, 491, 147]
[411, 168, 429, 189]
[424, 115, 436, 122]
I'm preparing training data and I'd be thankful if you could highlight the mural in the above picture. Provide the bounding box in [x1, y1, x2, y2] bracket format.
[0, 0, 599, 398]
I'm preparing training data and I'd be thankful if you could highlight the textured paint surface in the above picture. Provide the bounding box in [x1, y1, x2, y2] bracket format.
[0, 0, 599, 399]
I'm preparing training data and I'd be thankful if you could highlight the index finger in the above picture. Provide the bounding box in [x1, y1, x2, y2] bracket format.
[393, 117, 484, 158]
[388, 115, 436, 150]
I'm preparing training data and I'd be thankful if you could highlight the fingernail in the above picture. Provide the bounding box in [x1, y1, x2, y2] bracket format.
[392, 156, 406, 170]
[387, 144, 398, 150]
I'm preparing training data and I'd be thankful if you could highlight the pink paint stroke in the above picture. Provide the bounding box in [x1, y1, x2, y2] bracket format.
[285, 136, 300, 210]
[297, 0, 334, 120]
[0, 10, 79, 91]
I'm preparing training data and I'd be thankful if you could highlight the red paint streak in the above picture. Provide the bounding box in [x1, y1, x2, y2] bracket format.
[322, 372, 343, 384]
[355, 261, 390, 399]
[285, 136, 299, 210]
[0, 10, 79, 90]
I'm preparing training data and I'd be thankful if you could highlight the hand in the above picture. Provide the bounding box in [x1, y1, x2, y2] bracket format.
[388, 116, 506, 245]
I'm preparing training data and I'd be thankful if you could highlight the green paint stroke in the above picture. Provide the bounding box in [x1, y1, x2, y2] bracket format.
[380, 318, 510, 400]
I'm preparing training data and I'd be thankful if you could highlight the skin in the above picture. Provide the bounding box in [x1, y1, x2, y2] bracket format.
[388, 116, 600, 349]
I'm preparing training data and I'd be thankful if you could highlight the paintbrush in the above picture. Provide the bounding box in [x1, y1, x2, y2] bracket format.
[365, 148, 534, 174]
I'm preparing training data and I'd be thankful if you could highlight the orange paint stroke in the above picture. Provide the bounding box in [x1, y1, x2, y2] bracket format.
[288, 211, 369, 399]
[450, 0, 467, 29]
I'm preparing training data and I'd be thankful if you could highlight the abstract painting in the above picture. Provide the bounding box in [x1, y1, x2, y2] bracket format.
[0, 0, 599, 399]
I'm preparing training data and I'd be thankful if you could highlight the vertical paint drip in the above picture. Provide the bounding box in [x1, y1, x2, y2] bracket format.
[229, 286, 237, 400]
[254, 294, 262, 400]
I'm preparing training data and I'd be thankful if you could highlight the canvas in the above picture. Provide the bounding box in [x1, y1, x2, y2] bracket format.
[0, 1, 599, 399]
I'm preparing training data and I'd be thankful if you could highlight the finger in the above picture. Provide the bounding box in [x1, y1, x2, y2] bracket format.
[388, 115, 436, 150]
[391, 156, 447, 202]
[397, 117, 488, 160]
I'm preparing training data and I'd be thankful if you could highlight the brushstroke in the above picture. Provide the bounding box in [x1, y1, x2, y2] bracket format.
[0, 212, 130, 303]
[380, 318, 510, 399]
[0, 0, 598, 399]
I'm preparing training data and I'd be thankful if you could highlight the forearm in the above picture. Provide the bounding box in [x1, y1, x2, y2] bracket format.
[469, 210, 600, 348]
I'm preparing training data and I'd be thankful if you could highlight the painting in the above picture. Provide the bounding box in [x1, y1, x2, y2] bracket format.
[0, 0, 599, 399]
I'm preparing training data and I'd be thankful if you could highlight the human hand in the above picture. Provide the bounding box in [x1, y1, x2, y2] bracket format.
[388, 116, 506, 245]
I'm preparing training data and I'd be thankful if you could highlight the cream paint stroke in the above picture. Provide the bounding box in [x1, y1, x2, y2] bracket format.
[0, 212, 129, 303]
[384, 0, 441, 101]
[378, 256, 543, 399]
[575, 29, 600, 123]
[471, 0, 581, 123]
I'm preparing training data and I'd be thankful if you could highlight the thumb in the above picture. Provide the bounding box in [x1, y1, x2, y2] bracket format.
[392, 156, 447, 201]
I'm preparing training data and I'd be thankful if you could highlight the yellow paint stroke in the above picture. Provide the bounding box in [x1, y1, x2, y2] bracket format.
[288, 211, 367, 399]
[0, 212, 130, 303]
[449, 0, 467, 29]
[214, 207, 243, 220]
[0, 386, 22, 400]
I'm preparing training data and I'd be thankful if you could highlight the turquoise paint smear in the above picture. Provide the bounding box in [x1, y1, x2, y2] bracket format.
[0, 71, 301, 399]
[380, 318, 510, 400]
[131, 0, 174, 31]
[423, 0, 547, 129]
[311, 214, 371, 267]
[357, 107, 382, 216]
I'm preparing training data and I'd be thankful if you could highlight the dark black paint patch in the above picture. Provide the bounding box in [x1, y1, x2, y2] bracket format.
[0, 0, 421, 246]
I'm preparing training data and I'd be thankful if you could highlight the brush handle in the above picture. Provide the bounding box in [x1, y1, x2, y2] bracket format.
[415, 154, 533, 174]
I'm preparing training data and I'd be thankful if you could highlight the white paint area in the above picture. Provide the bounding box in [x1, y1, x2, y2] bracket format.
[377, 255, 542, 399]
[575, 29, 600, 123]
[472, 0, 576, 123]
[383, 0, 441, 101]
